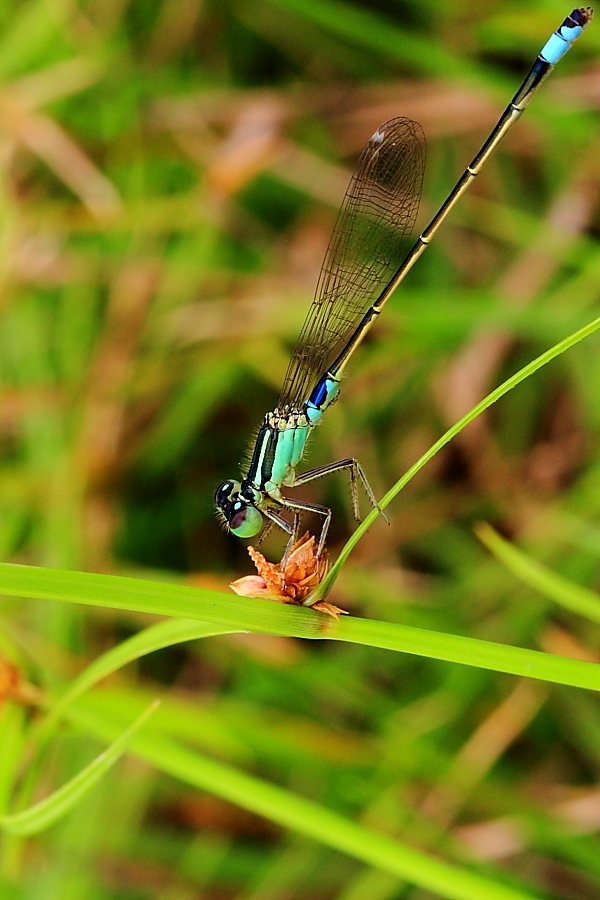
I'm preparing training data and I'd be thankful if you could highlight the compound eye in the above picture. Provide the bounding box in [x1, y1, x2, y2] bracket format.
[214, 480, 238, 508]
[230, 504, 263, 538]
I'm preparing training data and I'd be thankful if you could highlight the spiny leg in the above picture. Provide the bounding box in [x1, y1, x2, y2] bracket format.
[264, 457, 383, 566]
[277, 497, 332, 564]
[262, 506, 294, 539]
[258, 504, 322, 569]
[260, 506, 298, 569]
[255, 518, 274, 547]
[293, 457, 388, 525]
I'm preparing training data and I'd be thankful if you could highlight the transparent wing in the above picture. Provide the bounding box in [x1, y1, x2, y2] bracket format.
[278, 117, 425, 411]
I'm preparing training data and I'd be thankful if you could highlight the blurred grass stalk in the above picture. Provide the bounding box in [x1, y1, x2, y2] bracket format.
[1, 0, 600, 897]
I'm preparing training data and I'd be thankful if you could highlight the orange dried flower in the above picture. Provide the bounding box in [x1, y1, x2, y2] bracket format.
[230, 532, 347, 618]
[0, 658, 40, 706]
[0, 659, 19, 704]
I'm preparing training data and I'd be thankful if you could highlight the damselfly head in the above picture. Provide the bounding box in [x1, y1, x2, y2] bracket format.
[214, 480, 263, 538]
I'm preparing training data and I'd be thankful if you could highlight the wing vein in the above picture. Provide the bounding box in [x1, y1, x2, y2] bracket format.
[278, 117, 426, 410]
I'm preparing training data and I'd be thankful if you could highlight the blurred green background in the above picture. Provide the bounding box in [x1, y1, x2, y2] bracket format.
[1, 0, 600, 897]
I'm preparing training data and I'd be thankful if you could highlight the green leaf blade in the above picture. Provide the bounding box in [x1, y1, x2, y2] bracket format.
[0, 700, 159, 836]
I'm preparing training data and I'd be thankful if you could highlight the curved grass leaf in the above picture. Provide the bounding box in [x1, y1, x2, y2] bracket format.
[0, 700, 159, 836]
[15, 623, 246, 845]
[476, 522, 600, 625]
[316, 314, 600, 600]
[68, 701, 541, 900]
[266, 0, 479, 80]
[0, 562, 599, 690]
[39, 618, 241, 739]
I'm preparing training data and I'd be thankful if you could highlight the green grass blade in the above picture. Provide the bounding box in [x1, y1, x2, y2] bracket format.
[270, 0, 466, 76]
[33, 619, 242, 749]
[0, 562, 599, 689]
[15, 622, 245, 843]
[0, 0, 63, 79]
[0, 701, 159, 836]
[315, 315, 600, 600]
[476, 522, 600, 625]
[0, 704, 25, 817]
[332, 617, 600, 690]
[68, 702, 542, 900]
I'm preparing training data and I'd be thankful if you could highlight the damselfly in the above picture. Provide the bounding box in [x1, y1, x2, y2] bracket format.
[215, 8, 593, 560]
